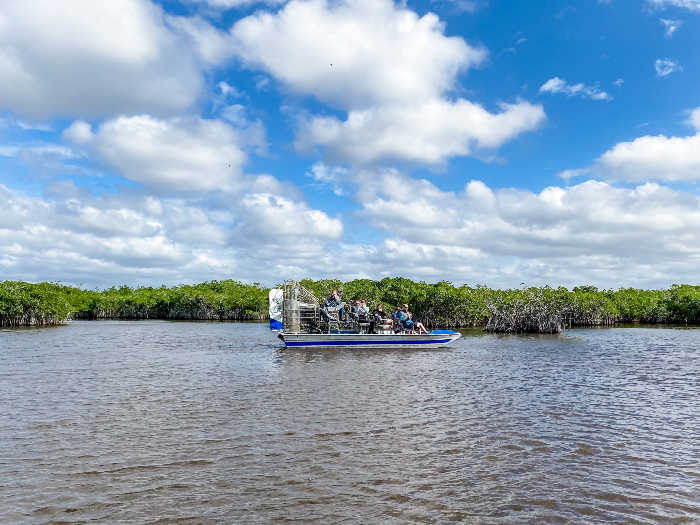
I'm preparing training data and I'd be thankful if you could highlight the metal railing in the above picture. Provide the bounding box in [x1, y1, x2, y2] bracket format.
[282, 281, 321, 333]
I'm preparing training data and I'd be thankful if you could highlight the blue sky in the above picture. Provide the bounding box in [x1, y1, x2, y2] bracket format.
[1, 0, 699, 288]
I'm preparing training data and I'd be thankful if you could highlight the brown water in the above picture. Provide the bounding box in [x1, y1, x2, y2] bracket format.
[1, 321, 699, 524]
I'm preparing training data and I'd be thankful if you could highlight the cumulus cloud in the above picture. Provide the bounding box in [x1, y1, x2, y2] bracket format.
[539, 77, 611, 101]
[231, 0, 543, 165]
[0, 185, 224, 284]
[232, 0, 483, 109]
[0, 107, 344, 285]
[297, 99, 545, 165]
[655, 58, 683, 77]
[558, 107, 700, 183]
[348, 170, 700, 287]
[60, 114, 269, 193]
[647, 0, 700, 11]
[3, 168, 700, 288]
[87, 115, 249, 193]
[0, 0, 230, 119]
[238, 193, 342, 240]
[0, 180, 342, 286]
[596, 132, 700, 181]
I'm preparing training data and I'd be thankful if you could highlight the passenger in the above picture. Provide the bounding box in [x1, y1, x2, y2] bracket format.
[325, 289, 345, 320]
[396, 303, 428, 334]
[358, 300, 370, 320]
[371, 303, 392, 333]
[404, 304, 428, 334]
[408, 311, 428, 334]
[350, 299, 360, 320]
[392, 306, 405, 331]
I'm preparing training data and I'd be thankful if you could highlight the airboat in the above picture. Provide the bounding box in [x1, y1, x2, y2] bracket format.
[269, 281, 461, 349]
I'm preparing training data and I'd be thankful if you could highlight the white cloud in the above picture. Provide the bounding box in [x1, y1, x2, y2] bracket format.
[3, 169, 700, 288]
[0, 0, 225, 119]
[166, 14, 235, 65]
[0, 144, 77, 159]
[557, 168, 589, 180]
[231, 0, 542, 165]
[297, 99, 545, 165]
[596, 132, 700, 181]
[0, 143, 81, 171]
[86, 115, 249, 193]
[186, 0, 285, 8]
[307, 162, 349, 195]
[62, 121, 94, 145]
[0, 179, 342, 286]
[688, 107, 700, 130]
[647, 0, 700, 11]
[655, 58, 683, 77]
[558, 108, 700, 183]
[238, 193, 342, 239]
[232, 0, 484, 109]
[660, 18, 682, 37]
[539, 77, 611, 101]
[613, 78, 624, 87]
[349, 170, 700, 287]
[0, 185, 225, 284]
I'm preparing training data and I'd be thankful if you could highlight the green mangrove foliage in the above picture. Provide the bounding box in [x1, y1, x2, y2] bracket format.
[299, 279, 700, 333]
[0, 281, 74, 327]
[0, 280, 268, 326]
[2, 278, 700, 331]
[74, 281, 269, 321]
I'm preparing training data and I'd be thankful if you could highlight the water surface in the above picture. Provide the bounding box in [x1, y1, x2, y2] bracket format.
[1, 321, 698, 523]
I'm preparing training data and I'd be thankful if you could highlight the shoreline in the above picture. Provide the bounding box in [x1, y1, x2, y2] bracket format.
[3, 279, 699, 333]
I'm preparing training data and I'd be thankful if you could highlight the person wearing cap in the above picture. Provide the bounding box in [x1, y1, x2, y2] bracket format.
[395, 303, 428, 334]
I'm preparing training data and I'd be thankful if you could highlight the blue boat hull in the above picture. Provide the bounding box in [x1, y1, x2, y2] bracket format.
[279, 330, 461, 349]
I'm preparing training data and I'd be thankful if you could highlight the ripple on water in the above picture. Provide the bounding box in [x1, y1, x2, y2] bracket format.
[0, 322, 699, 523]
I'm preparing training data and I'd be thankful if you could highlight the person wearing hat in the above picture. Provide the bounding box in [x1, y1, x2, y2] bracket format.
[394, 303, 428, 334]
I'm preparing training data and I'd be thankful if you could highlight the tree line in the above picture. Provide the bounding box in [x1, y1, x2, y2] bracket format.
[0, 280, 268, 327]
[2, 278, 700, 332]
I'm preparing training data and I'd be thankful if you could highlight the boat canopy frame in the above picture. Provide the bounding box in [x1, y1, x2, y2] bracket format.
[281, 281, 322, 334]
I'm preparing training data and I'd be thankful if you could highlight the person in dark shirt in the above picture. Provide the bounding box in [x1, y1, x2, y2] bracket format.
[350, 299, 360, 319]
[371, 303, 392, 333]
[325, 289, 345, 320]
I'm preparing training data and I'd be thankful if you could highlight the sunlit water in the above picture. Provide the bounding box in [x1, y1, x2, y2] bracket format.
[1, 321, 698, 524]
